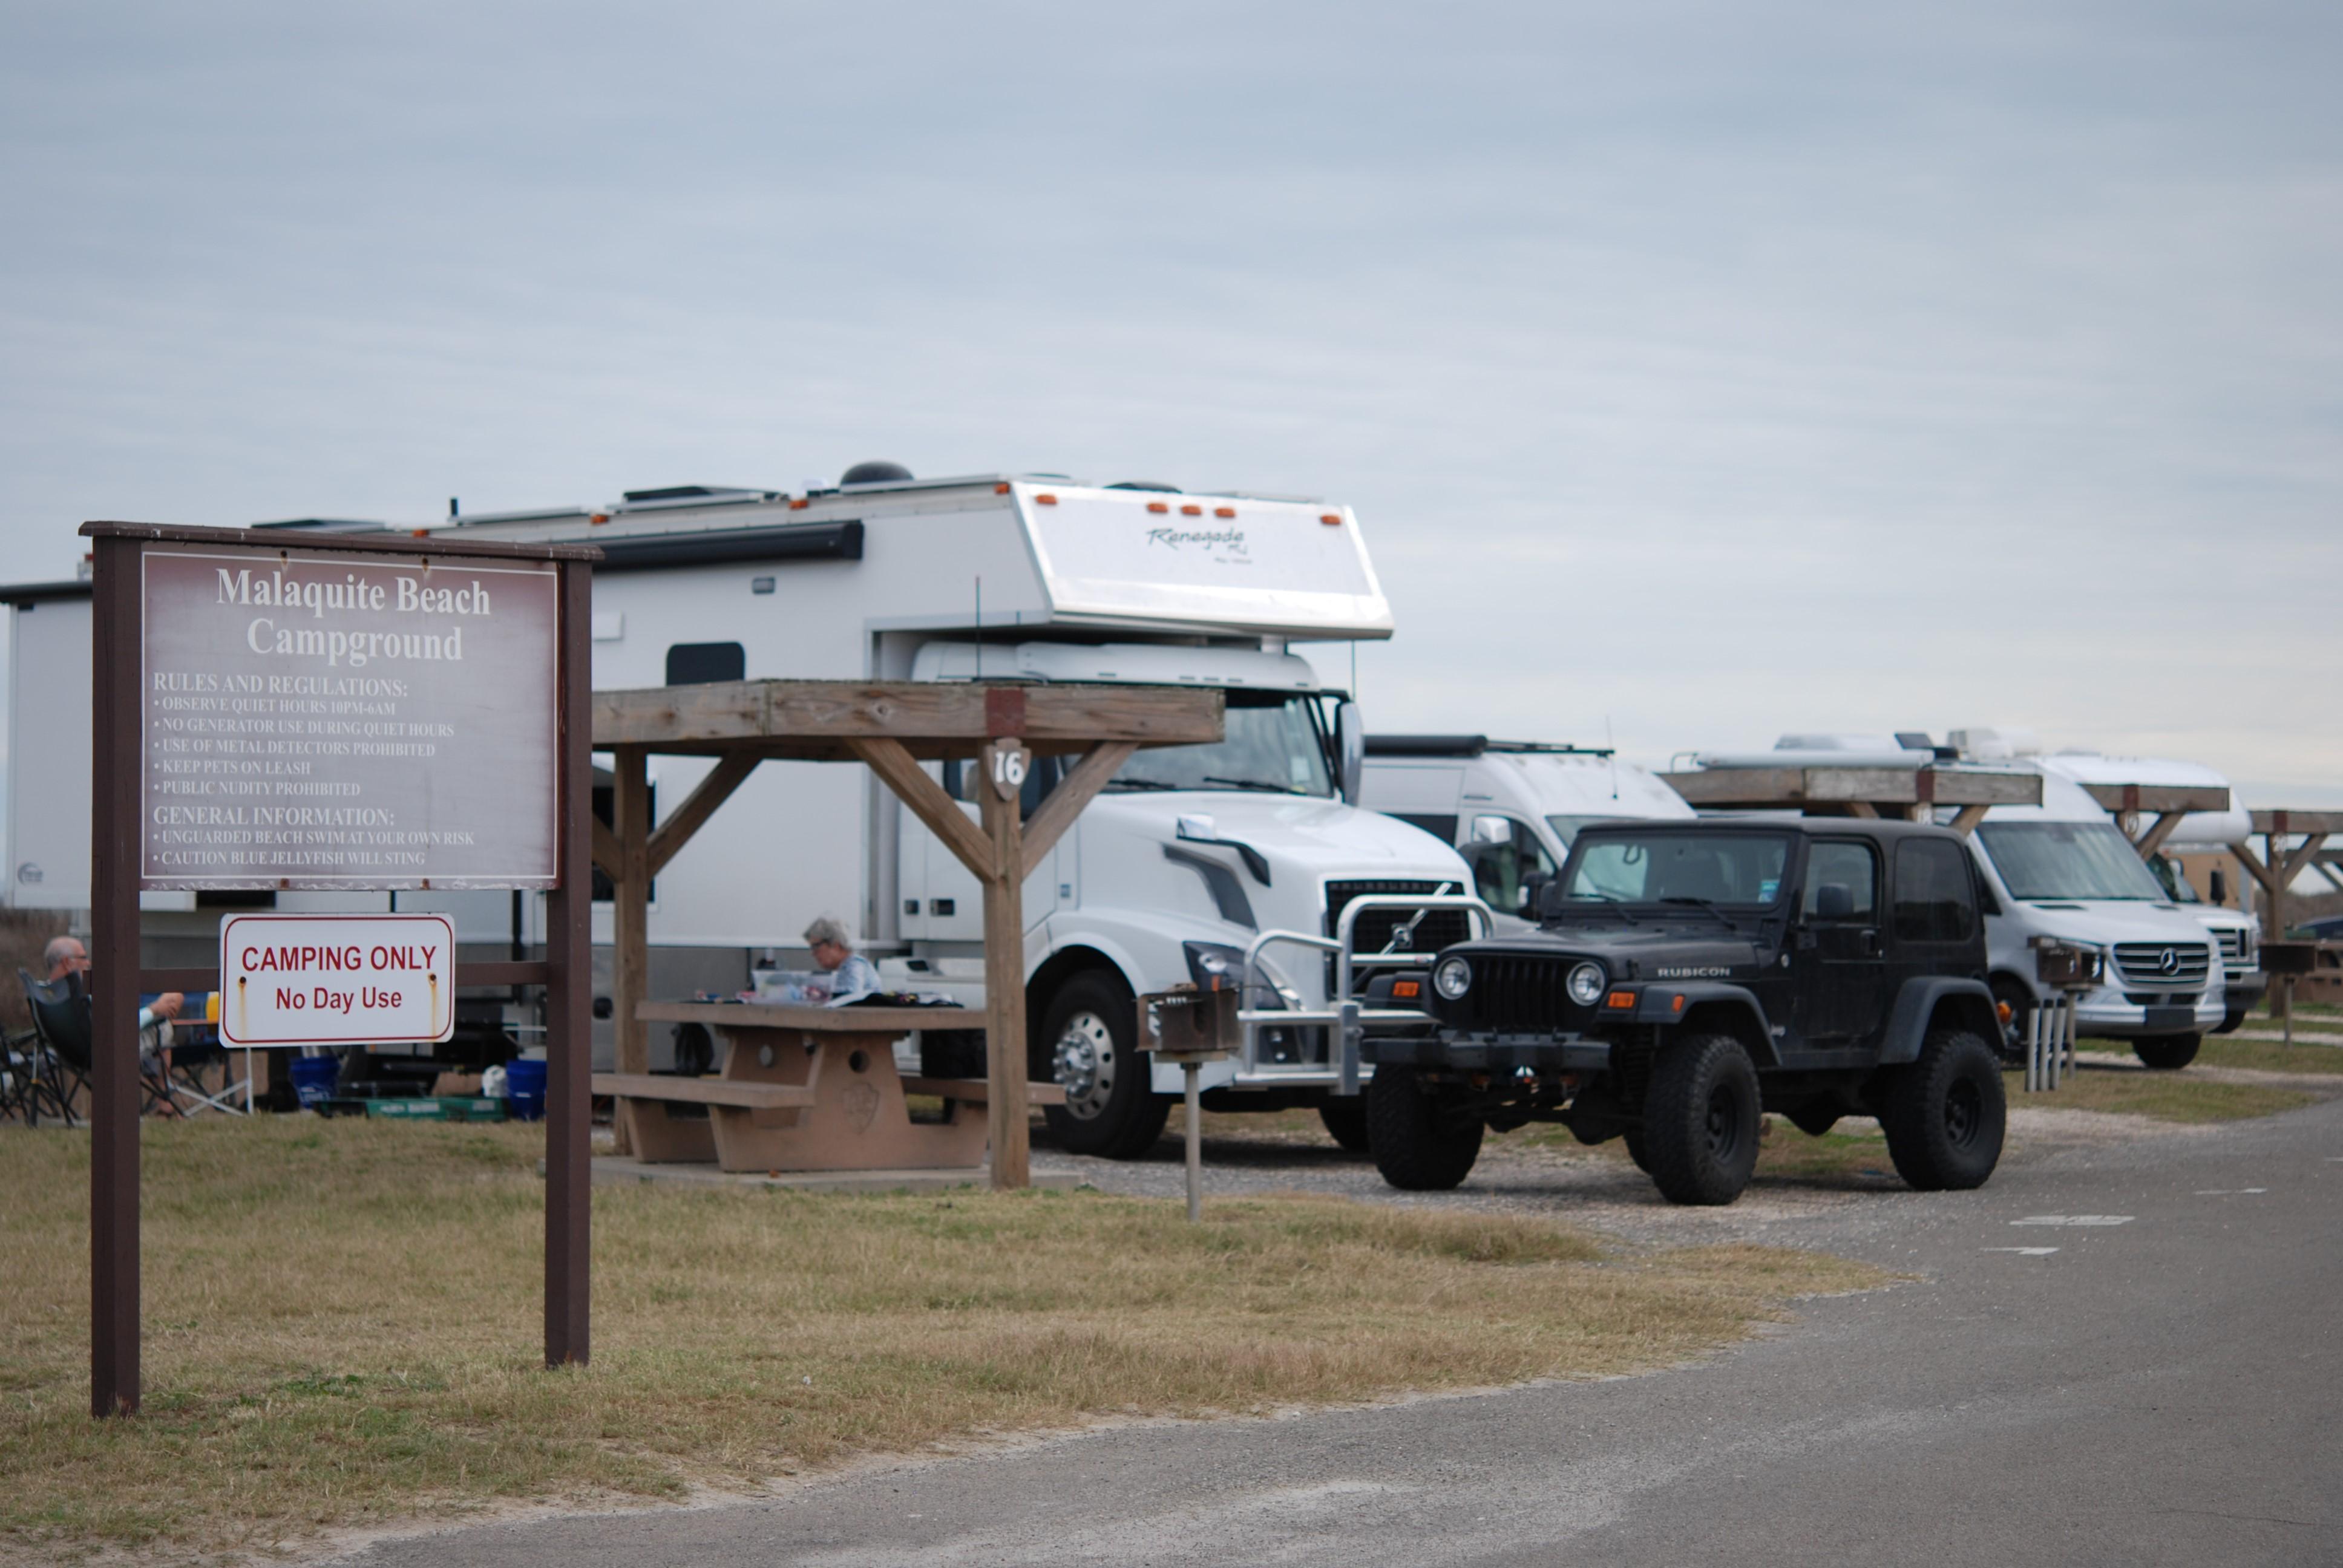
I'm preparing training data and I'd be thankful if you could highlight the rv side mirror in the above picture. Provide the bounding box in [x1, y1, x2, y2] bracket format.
[1472, 815, 1512, 845]
[1335, 701, 1365, 805]
[2209, 867, 2228, 906]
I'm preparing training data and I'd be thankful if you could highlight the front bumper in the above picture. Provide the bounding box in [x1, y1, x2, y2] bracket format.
[2070, 984, 2225, 1039]
[1362, 1031, 1613, 1074]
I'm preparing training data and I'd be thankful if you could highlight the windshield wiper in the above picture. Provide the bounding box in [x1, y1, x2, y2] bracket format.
[1201, 776, 1306, 794]
[1103, 778, 1184, 792]
[1658, 897, 1739, 927]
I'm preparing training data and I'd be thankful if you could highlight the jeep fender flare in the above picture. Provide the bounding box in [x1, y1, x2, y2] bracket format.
[1878, 976, 1997, 1065]
[1654, 983, 1780, 1068]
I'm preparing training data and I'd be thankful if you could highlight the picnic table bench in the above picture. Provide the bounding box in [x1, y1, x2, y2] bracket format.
[593, 1001, 1064, 1172]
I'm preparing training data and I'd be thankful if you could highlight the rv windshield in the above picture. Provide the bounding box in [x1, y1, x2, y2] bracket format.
[1564, 832, 1791, 907]
[1107, 693, 1333, 796]
[1976, 822, 2166, 901]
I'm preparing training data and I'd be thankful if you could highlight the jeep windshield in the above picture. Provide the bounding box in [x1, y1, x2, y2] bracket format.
[1561, 831, 1791, 909]
[1105, 691, 1333, 796]
[1976, 821, 2166, 901]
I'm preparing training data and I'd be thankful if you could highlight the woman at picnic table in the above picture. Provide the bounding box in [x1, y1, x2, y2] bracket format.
[803, 916, 880, 1005]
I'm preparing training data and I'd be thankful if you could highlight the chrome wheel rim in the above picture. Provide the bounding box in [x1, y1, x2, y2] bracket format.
[1052, 1010, 1117, 1119]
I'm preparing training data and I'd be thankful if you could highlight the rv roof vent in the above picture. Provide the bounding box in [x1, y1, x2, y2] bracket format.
[1106, 481, 1182, 492]
[840, 460, 914, 486]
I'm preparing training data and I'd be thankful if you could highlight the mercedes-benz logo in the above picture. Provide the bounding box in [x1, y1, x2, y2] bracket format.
[2157, 947, 2181, 976]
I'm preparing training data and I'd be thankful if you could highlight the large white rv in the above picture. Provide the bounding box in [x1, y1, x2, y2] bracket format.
[1, 469, 1473, 1154]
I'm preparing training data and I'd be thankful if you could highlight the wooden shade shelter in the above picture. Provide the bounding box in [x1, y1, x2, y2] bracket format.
[1658, 765, 2042, 835]
[586, 678, 1224, 1189]
[2234, 810, 2343, 943]
[2073, 783, 2232, 861]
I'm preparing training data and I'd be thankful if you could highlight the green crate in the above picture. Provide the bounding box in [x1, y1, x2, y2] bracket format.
[361, 1096, 507, 1123]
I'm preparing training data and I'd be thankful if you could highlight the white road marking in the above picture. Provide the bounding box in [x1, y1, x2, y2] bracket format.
[2195, 1188, 2268, 1195]
[1982, 1246, 2060, 1256]
[2012, 1215, 2135, 1227]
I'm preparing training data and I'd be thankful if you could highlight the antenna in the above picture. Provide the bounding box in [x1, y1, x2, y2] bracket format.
[1607, 715, 1618, 800]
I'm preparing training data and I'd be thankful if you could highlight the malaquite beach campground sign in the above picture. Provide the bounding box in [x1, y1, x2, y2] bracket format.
[139, 545, 559, 889]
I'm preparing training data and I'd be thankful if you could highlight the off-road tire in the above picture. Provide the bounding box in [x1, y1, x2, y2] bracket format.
[1038, 972, 1169, 1158]
[1621, 1128, 1651, 1172]
[1367, 1068, 1483, 1190]
[1317, 1096, 1371, 1154]
[1642, 1032, 1761, 1206]
[2134, 1033, 2202, 1071]
[1883, 1029, 2005, 1191]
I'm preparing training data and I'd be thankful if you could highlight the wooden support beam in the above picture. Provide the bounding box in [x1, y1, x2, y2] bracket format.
[2077, 782, 2230, 817]
[2133, 811, 2188, 861]
[850, 737, 997, 882]
[1021, 741, 1137, 880]
[979, 741, 1031, 1192]
[1844, 801, 1880, 818]
[610, 748, 653, 1158]
[1946, 804, 1991, 837]
[597, 679, 1224, 753]
[647, 753, 759, 877]
[591, 815, 621, 878]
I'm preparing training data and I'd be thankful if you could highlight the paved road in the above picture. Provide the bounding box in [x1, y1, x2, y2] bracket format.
[352, 1099, 2343, 1567]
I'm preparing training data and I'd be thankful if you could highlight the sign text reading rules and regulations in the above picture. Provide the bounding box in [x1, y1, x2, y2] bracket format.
[220, 914, 457, 1047]
[139, 544, 559, 889]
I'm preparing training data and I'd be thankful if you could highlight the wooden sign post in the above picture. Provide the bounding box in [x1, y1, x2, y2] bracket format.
[82, 521, 599, 1416]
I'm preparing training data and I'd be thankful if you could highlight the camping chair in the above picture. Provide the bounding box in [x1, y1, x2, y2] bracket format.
[21, 968, 181, 1119]
[1, 1022, 75, 1126]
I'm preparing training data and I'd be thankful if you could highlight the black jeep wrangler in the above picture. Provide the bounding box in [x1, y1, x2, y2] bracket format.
[1360, 819, 2005, 1205]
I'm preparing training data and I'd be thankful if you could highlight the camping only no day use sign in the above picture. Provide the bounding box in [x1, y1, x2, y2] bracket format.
[218, 913, 457, 1047]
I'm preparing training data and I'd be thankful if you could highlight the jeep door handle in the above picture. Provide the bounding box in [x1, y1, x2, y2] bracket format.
[1859, 929, 1881, 957]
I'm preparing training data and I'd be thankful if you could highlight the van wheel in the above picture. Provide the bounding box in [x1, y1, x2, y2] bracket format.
[1367, 1068, 1482, 1190]
[1316, 1096, 1371, 1154]
[2134, 1033, 2201, 1071]
[1642, 1033, 1761, 1205]
[1038, 972, 1168, 1158]
[1883, 1030, 2005, 1191]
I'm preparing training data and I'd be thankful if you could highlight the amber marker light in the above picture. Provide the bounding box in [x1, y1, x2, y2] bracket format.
[1605, 990, 1635, 1010]
[1214, 506, 1236, 518]
[1393, 978, 1422, 999]
[1320, 512, 1342, 525]
[1180, 503, 1202, 515]
[1036, 493, 1058, 505]
[1671, 994, 1687, 1013]
[994, 482, 1012, 494]
[1147, 501, 1169, 513]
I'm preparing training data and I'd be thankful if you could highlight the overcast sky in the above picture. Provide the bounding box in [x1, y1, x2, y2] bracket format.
[4, 1, 2338, 797]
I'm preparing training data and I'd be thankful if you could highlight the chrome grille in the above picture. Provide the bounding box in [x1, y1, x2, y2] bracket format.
[2215, 930, 2249, 970]
[2112, 942, 2211, 986]
[1326, 880, 1473, 956]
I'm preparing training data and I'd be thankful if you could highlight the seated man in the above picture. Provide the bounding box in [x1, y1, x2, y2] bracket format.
[47, 936, 187, 1107]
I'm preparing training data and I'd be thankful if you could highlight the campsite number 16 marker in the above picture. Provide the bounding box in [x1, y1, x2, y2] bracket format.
[218, 913, 457, 1047]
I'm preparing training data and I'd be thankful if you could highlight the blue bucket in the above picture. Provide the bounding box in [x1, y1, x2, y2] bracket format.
[504, 1057, 548, 1122]
[289, 1056, 338, 1111]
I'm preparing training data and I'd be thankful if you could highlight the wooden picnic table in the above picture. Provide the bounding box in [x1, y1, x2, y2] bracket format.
[593, 1001, 1065, 1172]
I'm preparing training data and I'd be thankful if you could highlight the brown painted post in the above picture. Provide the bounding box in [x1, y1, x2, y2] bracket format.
[611, 747, 653, 1157]
[90, 535, 142, 1417]
[543, 560, 594, 1366]
[979, 739, 1031, 1191]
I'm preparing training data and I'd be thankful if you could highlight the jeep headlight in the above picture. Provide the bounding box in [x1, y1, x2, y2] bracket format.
[1432, 956, 1473, 1001]
[1566, 961, 1606, 1007]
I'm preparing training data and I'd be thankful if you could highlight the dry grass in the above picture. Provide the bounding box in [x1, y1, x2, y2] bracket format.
[0, 1119, 1878, 1558]
[2036, 1066, 2319, 1122]
[2174, 1038, 2343, 1076]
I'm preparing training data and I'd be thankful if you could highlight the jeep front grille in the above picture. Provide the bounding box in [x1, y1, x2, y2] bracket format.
[2112, 942, 2211, 987]
[1326, 880, 1473, 958]
[1440, 955, 1584, 1033]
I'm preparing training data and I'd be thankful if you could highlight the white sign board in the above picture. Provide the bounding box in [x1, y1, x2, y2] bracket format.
[218, 913, 457, 1047]
[140, 544, 560, 890]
